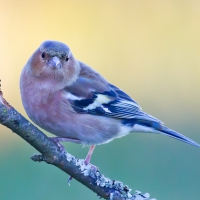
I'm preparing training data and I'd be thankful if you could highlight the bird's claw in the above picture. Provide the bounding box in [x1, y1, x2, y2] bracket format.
[50, 138, 66, 153]
[68, 176, 73, 186]
[67, 160, 98, 185]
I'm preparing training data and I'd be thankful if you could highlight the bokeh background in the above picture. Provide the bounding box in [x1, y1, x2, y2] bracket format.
[0, 0, 200, 199]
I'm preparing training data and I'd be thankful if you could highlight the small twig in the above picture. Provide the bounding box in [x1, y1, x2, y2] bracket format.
[0, 91, 155, 200]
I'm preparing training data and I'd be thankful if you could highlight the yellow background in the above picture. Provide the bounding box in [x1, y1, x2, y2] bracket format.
[0, 1, 200, 199]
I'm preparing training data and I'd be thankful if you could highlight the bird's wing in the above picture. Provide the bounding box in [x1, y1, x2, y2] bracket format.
[63, 64, 200, 148]
[64, 65, 161, 123]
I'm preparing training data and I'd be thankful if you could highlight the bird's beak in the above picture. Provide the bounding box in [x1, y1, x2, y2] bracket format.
[49, 56, 62, 69]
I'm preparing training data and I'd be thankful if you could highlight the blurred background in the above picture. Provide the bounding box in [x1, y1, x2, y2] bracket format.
[0, 0, 200, 199]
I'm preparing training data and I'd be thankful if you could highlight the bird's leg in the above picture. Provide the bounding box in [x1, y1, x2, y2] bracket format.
[85, 145, 98, 174]
[50, 137, 81, 153]
[84, 145, 96, 165]
[51, 137, 81, 144]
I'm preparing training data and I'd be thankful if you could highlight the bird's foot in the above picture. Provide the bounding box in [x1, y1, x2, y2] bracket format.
[50, 137, 81, 153]
[68, 159, 98, 186]
[68, 145, 97, 185]
[50, 137, 66, 153]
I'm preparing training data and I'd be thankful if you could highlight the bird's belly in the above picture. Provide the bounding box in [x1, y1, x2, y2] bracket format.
[30, 106, 130, 145]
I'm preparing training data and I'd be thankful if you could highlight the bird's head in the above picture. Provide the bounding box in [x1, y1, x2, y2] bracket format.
[27, 40, 80, 87]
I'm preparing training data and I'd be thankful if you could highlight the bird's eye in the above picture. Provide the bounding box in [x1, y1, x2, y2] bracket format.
[41, 52, 45, 59]
[66, 57, 69, 61]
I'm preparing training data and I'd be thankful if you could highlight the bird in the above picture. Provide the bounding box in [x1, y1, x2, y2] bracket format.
[20, 40, 200, 165]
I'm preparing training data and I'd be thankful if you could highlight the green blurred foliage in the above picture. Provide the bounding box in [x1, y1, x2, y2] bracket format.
[0, 0, 200, 199]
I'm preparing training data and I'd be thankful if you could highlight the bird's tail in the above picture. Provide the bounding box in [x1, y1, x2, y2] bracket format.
[159, 125, 200, 148]
[130, 119, 200, 148]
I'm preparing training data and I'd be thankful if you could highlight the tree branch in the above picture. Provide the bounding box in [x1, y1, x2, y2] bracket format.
[0, 91, 155, 200]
